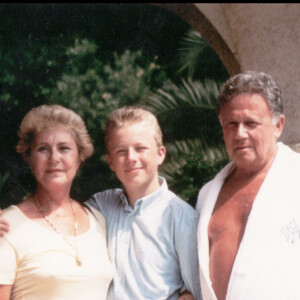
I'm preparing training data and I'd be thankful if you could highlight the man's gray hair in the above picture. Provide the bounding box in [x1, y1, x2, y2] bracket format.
[217, 70, 283, 120]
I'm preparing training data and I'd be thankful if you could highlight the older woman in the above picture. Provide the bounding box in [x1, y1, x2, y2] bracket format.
[0, 104, 113, 300]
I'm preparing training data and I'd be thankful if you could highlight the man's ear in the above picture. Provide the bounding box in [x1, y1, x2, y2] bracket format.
[275, 114, 285, 139]
[106, 153, 115, 171]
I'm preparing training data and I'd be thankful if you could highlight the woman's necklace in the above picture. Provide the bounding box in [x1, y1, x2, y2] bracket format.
[34, 198, 82, 267]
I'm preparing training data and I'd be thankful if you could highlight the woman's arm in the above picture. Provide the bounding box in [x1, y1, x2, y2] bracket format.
[0, 285, 12, 300]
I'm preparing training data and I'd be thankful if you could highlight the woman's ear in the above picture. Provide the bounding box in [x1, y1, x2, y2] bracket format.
[26, 155, 33, 173]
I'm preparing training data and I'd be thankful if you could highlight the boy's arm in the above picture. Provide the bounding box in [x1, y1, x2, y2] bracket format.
[175, 214, 202, 300]
[0, 210, 9, 236]
[0, 284, 12, 300]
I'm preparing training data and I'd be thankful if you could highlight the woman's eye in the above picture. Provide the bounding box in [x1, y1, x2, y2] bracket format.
[38, 146, 47, 152]
[60, 146, 70, 151]
[226, 122, 237, 128]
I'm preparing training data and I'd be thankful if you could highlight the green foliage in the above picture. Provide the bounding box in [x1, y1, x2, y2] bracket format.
[41, 38, 169, 201]
[159, 138, 229, 206]
[164, 152, 229, 207]
[0, 6, 229, 208]
[175, 30, 207, 78]
[174, 29, 229, 82]
[142, 78, 227, 202]
[45, 39, 167, 131]
[141, 30, 230, 205]
[0, 173, 9, 197]
[142, 78, 223, 143]
[0, 33, 169, 205]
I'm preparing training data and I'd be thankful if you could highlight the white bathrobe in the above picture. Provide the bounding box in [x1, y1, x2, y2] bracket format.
[196, 142, 300, 300]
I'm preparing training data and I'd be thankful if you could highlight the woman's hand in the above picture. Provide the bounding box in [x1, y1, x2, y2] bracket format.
[0, 210, 9, 237]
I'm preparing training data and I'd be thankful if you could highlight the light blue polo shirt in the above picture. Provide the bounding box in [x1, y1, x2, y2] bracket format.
[87, 177, 201, 300]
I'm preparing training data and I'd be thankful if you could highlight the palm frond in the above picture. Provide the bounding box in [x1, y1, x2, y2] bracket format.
[142, 78, 220, 114]
[175, 29, 206, 77]
[164, 138, 227, 164]
[140, 29, 229, 204]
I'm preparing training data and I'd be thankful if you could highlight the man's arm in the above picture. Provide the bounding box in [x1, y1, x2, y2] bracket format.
[0, 210, 9, 237]
[178, 290, 195, 300]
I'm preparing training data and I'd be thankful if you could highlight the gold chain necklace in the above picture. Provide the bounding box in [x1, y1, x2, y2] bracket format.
[34, 199, 82, 267]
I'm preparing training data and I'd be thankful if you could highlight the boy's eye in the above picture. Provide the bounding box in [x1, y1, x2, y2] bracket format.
[116, 149, 126, 154]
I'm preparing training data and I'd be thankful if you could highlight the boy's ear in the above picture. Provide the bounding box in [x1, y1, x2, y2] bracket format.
[158, 146, 166, 166]
[106, 154, 115, 171]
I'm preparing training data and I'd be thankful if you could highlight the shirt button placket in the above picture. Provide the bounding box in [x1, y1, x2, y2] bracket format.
[116, 212, 132, 296]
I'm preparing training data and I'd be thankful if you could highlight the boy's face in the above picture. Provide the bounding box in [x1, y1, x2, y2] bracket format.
[106, 122, 166, 196]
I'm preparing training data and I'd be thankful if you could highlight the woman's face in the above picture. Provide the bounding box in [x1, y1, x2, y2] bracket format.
[29, 126, 81, 190]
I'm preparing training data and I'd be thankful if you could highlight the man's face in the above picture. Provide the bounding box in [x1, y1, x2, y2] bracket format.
[219, 93, 285, 173]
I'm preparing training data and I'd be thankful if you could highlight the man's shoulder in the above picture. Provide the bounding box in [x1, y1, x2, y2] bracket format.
[279, 142, 300, 163]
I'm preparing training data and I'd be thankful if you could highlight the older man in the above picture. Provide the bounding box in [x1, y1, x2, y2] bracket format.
[197, 70, 300, 300]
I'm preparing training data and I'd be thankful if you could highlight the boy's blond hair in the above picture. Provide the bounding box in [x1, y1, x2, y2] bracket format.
[105, 106, 163, 150]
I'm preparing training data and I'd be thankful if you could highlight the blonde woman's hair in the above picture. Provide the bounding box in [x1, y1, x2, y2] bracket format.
[16, 104, 94, 163]
[104, 106, 163, 150]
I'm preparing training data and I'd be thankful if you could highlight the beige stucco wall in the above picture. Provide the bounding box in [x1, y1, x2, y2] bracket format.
[199, 3, 300, 144]
[161, 3, 300, 145]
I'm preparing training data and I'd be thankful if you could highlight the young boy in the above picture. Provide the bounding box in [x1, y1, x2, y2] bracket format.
[87, 106, 201, 300]
[0, 106, 201, 300]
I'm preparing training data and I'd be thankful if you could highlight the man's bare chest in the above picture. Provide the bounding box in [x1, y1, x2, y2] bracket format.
[209, 172, 266, 246]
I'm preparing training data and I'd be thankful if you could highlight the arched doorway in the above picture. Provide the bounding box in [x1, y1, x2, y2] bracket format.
[157, 3, 241, 76]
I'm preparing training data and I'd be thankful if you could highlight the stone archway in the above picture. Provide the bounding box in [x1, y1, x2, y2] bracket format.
[156, 3, 300, 146]
[157, 3, 241, 76]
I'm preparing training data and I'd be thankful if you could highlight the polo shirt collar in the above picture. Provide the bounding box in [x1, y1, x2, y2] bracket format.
[119, 177, 168, 212]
